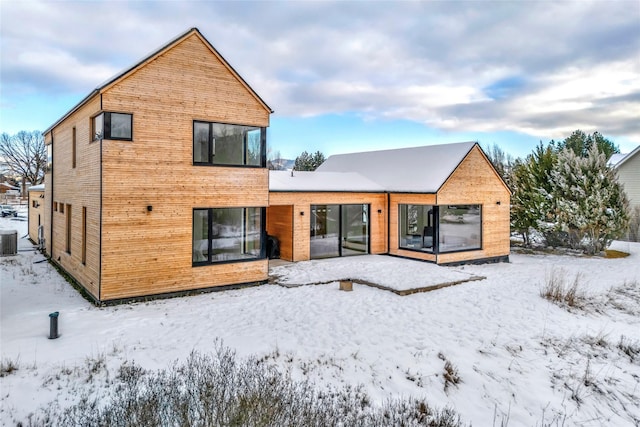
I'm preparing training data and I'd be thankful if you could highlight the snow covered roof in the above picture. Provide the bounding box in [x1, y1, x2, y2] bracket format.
[28, 184, 45, 191]
[612, 145, 640, 169]
[608, 153, 626, 167]
[269, 171, 384, 192]
[316, 141, 477, 193]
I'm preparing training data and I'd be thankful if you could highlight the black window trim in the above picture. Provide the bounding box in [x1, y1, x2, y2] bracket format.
[92, 111, 133, 142]
[192, 207, 267, 267]
[398, 204, 483, 254]
[192, 120, 266, 168]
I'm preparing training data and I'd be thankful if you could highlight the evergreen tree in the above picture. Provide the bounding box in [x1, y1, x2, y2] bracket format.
[294, 150, 325, 171]
[549, 145, 629, 254]
[510, 143, 557, 246]
[558, 130, 619, 159]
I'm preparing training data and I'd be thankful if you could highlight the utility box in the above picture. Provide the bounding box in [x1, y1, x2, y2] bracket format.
[0, 229, 17, 256]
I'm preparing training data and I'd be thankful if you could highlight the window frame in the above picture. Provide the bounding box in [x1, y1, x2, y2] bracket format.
[397, 204, 483, 254]
[192, 120, 266, 168]
[92, 112, 133, 141]
[192, 207, 266, 266]
[437, 205, 482, 253]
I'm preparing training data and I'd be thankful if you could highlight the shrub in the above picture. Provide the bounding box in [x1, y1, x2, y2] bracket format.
[617, 335, 640, 363]
[540, 269, 585, 309]
[0, 356, 19, 377]
[438, 352, 461, 393]
[32, 343, 468, 427]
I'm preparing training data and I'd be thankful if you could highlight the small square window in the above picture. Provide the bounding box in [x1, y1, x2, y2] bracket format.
[93, 112, 132, 141]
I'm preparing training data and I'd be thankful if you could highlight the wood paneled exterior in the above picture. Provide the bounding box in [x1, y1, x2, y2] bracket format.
[268, 192, 388, 261]
[27, 187, 45, 244]
[436, 145, 510, 264]
[45, 96, 102, 298]
[43, 29, 271, 302]
[277, 145, 511, 265]
[388, 146, 510, 264]
[266, 205, 294, 261]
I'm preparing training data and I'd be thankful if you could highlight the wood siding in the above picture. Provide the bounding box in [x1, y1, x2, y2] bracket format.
[45, 96, 102, 299]
[28, 189, 45, 243]
[617, 152, 640, 211]
[386, 146, 510, 264]
[268, 192, 388, 261]
[98, 33, 270, 300]
[436, 145, 511, 264]
[266, 205, 294, 261]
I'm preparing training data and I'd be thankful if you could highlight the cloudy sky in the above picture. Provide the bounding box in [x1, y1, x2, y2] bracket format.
[1, 0, 639, 159]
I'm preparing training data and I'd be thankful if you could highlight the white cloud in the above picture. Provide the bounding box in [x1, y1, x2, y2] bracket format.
[1, 0, 638, 143]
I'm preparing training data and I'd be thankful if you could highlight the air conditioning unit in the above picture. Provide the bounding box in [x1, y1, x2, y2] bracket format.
[0, 229, 17, 256]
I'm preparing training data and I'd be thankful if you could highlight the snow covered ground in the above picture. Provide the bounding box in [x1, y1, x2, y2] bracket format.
[1, 208, 639, 426]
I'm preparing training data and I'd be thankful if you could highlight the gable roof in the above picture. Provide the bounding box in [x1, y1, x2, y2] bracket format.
[316, 141, 479, 193]
[270, 170, 384, 192]
[613, 145, 640, 169]
[44, 27, 272, 135]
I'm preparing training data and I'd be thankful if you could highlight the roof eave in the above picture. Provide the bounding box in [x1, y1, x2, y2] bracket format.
[614, 145, 640, 169]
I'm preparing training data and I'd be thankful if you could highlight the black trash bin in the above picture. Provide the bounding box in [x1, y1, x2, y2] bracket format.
[266, 235, 280, 259]
[49, 311, 59, 339]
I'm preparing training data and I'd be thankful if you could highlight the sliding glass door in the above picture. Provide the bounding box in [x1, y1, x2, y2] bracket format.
[310, 204, 369, 259]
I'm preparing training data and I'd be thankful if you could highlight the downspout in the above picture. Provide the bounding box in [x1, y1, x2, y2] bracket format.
[49, 132, 54, 259]
[434, 193, 438, 263]
[386, 192, 390, 254]
[98, 94, 103, 302]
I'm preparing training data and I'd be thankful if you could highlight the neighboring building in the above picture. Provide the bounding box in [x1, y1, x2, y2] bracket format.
[0, 182, 19, 194]
[27, 184, 45, 244]
[613, 145, 640, 211]
[43, 28, 272, 303]
[268, 142, 511, 265]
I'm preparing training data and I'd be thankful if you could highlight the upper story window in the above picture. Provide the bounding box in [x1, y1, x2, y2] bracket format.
[92, 112, 133, 141]
[193, 121, 266, 167]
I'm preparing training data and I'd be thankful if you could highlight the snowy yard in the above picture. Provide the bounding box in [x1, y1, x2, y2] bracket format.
[1, 208, 639, 426]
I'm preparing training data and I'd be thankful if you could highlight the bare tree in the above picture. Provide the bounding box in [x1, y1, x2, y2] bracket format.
[267, 148, 284, 170]
[0, 131, 46, 187]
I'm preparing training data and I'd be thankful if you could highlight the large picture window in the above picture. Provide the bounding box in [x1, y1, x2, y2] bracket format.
[193, 207, 265, 264]
[92, 112, 132, 141]
[438, 205, 481, 252]
[398, 204, 481, 253]
[193, 121, 266, 167]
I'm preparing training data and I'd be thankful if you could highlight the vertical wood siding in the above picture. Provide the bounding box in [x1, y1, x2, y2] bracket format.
[46, 96, 102, 299]
[98, 33, 270, 300]
[266, 205, 294, 261]
[436, 145, 511, 264]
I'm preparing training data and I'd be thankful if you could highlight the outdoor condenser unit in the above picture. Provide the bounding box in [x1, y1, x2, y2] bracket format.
[0, 229, 18, 256]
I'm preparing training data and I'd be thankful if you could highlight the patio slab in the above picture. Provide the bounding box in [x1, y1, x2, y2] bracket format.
[269, 254, 485, 295]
